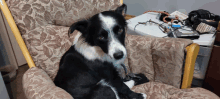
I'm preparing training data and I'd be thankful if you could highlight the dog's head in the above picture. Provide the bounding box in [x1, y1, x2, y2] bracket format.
[69, 4, 127, 63]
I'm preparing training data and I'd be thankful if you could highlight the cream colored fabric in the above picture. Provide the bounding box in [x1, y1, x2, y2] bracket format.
[22, 67, 73, 99]
[132, 81, 220, 99]
[22, 67, 220, 99]
[6, 0, 121, 34]
[125, 34, 192, 88]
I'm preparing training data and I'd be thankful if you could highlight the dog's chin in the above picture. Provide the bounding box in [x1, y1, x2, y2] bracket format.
[115, 58, 125, 65]
[104, 54, 125, 64]
[108, 55, 126, 65]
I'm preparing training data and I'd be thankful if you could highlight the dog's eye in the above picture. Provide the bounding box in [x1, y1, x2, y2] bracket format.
[98, 36, 105, 40]
[118, 28, 123, 34]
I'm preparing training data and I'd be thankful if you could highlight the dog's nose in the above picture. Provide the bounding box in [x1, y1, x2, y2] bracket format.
[113, 51, 124, 60]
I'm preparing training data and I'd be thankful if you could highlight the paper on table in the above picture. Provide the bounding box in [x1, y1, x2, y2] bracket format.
[193, 34, 215, 46]
[170, 11, 188, 20]
[127, 12, 167, 37]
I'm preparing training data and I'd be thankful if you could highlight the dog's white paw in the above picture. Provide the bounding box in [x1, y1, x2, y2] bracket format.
[141, 93, 147, 99]
[124, 80, 135, 89]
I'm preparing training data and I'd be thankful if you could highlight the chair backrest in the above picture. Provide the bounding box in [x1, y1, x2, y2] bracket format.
[6, 0, 122, 35]
[5, 0, 122, 80]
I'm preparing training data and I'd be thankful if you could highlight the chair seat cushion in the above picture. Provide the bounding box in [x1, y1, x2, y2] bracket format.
[131, 81, 220, 99]
[23, 67, 219, 99]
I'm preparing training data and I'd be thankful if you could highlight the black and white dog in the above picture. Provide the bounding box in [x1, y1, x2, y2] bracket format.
[54, 4, 147, 99]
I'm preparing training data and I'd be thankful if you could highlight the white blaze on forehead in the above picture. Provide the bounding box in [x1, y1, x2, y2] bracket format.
[99, 13, 116, 30]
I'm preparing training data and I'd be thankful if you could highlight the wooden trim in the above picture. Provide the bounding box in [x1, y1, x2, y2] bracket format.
[217, 21, 220, 32]
[181, 43, 200, 89]
[125, 14, 136, 20]
[0, 0, 36, 68]
[120, 0, 123, 4]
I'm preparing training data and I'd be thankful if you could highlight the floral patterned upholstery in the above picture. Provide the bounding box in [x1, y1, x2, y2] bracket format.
[22, 25, 76, 80]
[6, 0, 121, 35]
[125, 34, 192, 88]
[23, 67, 220, 99]
[22, 67, 73, 99]
[131, 82, 219, 99]
[5, 0, 219, 99]
[21, 31, 220, 99]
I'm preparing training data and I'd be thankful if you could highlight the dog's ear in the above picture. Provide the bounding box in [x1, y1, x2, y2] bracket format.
[115, 4, 127, 16]
[68, 20, 89, 37]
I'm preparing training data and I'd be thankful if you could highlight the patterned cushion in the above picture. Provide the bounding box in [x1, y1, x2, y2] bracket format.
[125, 34, 192, 88]
[22, 67, 220, 99]
[132, 82, 220, 99]
[6, 0, 121, 35]
[151, 37, 192, 88]
[22, 25, 76, 80]
[125, 34, 155, 81]
[22, 67, 73, 99]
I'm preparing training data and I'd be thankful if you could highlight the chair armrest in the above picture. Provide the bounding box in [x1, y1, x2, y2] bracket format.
[125, 34, 194, 89]
[22, 67, 73, 99]
[181, 43, 200, 89]
[125, 34, 156, 81]
[151, 37, 193, 88]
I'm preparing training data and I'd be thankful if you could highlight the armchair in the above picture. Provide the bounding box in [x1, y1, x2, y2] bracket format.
[0, 0, 219, 98]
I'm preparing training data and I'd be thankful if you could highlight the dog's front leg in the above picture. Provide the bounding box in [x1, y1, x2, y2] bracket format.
[107, 77, 147, 99]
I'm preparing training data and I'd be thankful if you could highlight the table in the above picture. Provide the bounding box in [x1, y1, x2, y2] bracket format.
[126, 12, 216, 83]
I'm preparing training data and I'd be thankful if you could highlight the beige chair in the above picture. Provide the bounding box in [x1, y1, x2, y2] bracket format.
[0, 0, 219, 98]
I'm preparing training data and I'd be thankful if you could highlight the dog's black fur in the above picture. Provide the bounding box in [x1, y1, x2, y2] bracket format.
[54, 4, 146, 99]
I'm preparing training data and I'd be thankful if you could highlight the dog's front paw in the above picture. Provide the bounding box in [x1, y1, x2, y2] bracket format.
[124, 80, 135, 89]
[129, 93, 147, 99]
[141, 93, 147, 99]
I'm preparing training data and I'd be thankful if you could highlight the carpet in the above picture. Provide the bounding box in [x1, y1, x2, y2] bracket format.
[5, 64, 28, 99]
